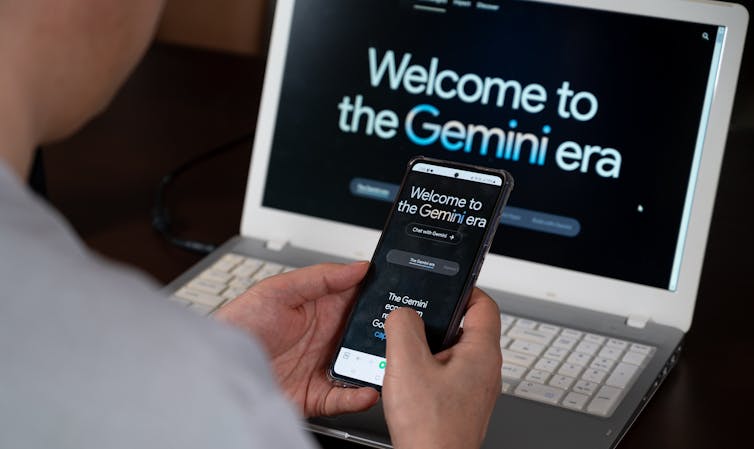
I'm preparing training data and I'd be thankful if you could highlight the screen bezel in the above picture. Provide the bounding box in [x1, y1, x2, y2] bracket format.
[241, 0, 749, 332]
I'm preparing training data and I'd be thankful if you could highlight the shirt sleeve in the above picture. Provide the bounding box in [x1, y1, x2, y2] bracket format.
[0, 162, 320, 449]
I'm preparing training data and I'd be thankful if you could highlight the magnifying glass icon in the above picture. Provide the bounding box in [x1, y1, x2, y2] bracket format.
[702, 32, 710, 40]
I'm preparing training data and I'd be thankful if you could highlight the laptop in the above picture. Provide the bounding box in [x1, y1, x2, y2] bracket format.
[164, 0, 748, 447]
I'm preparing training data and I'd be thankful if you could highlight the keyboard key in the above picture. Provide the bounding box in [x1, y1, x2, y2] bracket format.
[199, 268, 233, 284]
[574, 341, 600, 356]
[514, 381, 565, 405]
[501, 364, 527, 380]
[557, 362, 583, 378]
[566, 352, 592, 367]
[542, 347, 568, 362]
[174, 287, 224, 307]
[239, 257, 263, 266]
[509, 339, 545, 357]
[605, 362, 639, 389]
[502, 349, 536, 368]
[534, 358, 560, 373]
[507, 327, 554, 346]
[587, 386, 622, 416]
[212, 254, 245, 272]
[598, 346, 623, 361]
[187, 278, 226, 295]
[538, 324, 561, 335]
[562, 392, 590, 411]
[561, 329, 583, 340]
[548, 374, 575, 390]
[630, 343, 653, 355]
[229, 277, 255, 290]
[525, 369, 551, 384]
[250, 263, 285, 282]
[622, 351, 647, 366]
[501, 382, 513, 393]
[222, 286, 246, 300]
[499, 336, 512, 349]
[606, 338, 629, 350]
[581, 368, 608, 384]
[515, 318, 538, 329]
[583, 333, 606, 345]
[573, 379, 598, 396]
[590, 357, 615, 372]
[231, 261, 262, 278]
[551, 336, 578, 351]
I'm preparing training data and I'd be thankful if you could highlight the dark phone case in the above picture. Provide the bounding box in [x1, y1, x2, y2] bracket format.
[328, 156, 514, 390]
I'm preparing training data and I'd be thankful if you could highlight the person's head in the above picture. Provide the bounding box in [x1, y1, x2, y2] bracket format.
[0, 0, 164, 146]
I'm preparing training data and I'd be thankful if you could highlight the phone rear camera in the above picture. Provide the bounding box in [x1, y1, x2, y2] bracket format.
[454, 172, 459, 178]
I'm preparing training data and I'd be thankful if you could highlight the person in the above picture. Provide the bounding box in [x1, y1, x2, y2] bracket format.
[0, 1, 502, 448]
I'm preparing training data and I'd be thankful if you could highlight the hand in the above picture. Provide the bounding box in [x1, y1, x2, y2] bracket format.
[382, 288, 502, 449]
[214, 262, 380, 418]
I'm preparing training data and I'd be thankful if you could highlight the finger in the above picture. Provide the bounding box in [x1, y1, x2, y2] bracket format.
[256, 261, 369, 307]
[320, 387, 380, 417]
[456, 288, 501, 348]
[384, 307, 433, 372]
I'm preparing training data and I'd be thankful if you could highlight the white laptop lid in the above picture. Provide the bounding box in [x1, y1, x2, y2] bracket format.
[242, 0, 748, 332]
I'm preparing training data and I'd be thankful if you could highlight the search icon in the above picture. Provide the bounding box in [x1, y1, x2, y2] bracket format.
[702, 32, 710, 40]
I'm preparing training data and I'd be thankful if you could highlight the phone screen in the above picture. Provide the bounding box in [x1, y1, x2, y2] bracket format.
[331, 159, 511, 388]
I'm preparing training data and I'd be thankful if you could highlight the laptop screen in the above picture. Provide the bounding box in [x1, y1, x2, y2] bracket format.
[261, 0, 724, 291]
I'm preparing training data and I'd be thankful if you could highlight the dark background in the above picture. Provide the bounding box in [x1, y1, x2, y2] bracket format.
[40, 0, 753, 448]
[263, 0, 718, 288]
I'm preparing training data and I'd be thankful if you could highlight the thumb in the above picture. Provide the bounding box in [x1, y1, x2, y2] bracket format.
[384, 308, 433, 375]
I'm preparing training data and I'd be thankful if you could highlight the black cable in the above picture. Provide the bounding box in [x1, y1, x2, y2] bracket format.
[151, 132, 254, 255]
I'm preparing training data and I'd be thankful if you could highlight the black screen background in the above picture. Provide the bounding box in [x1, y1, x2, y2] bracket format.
[262, 0, 718, 289]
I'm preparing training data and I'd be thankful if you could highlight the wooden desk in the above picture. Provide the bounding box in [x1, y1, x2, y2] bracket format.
[43, 41, 754, 449]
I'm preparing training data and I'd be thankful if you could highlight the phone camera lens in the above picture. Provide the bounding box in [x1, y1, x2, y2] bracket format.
[454, 172, 459, 178]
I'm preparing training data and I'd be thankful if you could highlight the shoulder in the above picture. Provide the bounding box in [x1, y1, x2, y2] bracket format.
[0, 166, 316, 449]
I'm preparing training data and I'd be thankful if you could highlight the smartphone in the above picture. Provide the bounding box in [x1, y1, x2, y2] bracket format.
[329, 157, 513, 390]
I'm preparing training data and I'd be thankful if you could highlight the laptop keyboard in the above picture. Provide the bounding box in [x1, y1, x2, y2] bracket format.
[171, 253, 653, 418]
[497, 314, 654, 417]
[170, 253, 297, 315]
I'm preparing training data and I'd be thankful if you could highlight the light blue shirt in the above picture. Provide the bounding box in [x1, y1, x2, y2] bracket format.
[0, 162, 316, 449]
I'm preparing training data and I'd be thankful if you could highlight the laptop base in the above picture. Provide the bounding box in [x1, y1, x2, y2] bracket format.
[165, 236, 683, 449]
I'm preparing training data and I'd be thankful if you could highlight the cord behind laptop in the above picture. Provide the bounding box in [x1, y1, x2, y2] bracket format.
[151, 132, 253, 255]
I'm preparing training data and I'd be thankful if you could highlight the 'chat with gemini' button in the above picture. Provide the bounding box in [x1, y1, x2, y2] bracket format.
[406, 223, 462, 244]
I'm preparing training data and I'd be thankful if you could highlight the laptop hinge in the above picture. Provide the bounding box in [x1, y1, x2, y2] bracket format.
[265, 239, 288, 252]
[626, 314, 650, 329]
